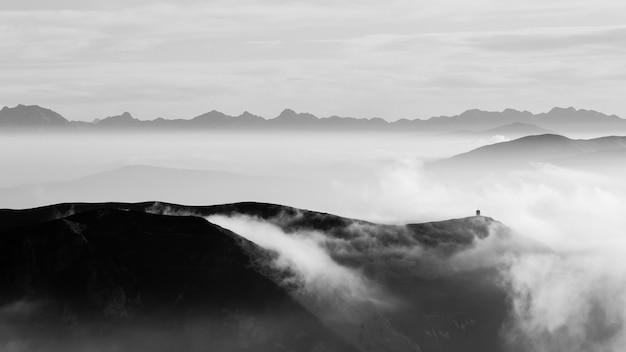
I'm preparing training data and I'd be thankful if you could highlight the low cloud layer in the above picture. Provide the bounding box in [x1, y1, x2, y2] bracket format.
[339, 157, 626, 351]
[209, 153, 626, 351]
[2, 129, 626, 350]
[503, 251, 626, 351]
[207, 214, 389, 318]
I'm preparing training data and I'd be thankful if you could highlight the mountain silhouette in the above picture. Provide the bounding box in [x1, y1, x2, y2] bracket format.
[0, 207, 356, 352]
[0, 201, 514, 352]
[2, 104, 624, 135]
[450, 134, 626, 162]
[0, 104, 69, 128]
[94, 112, 143, 127]
[428, 134, 626, 177]
[479, 122, 554, 138]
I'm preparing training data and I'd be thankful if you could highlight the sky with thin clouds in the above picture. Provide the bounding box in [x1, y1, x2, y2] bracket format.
[1, 0, 625, 121]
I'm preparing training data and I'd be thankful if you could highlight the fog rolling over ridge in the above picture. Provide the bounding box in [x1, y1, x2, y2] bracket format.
[3, 108, 626, 352]
[2, 115, 626, 351]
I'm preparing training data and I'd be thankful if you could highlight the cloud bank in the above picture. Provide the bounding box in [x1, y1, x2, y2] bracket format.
[208, 153, 626, 351]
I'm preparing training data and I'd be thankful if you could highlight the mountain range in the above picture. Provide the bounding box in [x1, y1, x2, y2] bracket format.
[1, 104, 625, 136]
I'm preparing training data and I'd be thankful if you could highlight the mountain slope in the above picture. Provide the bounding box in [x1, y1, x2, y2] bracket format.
[93, 112, 144, 127]
[0, 104, 69, 128]
[479, 122, 553, 138]
[549, 148, 626, 177]
[0, 208, 357, 352]
[0, 201, 514, 351]
[428, 134, 626, 177]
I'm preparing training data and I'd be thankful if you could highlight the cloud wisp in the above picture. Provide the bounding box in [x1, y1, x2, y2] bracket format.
[207, 214, 389, 315]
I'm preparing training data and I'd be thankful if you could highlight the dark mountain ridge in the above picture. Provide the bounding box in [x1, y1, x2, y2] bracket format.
[0, 201, 512, 352]
[0, 207, 357, 352]
[0, 201, 499, 247]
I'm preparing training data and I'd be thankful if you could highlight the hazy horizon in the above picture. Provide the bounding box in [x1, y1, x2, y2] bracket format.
[2, 0, 626, 121]
[5, 102, 622, 123]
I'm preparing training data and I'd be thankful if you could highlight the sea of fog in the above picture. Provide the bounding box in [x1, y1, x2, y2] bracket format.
[2, 131, 626, 351]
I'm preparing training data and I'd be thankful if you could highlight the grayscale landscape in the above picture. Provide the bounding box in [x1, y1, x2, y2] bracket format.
[2, 1, 626, 351]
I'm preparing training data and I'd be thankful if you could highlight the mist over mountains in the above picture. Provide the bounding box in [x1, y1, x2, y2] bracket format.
[429, 134, 626, 176]
[3, 102, 626, 352]
[0, 201, 513, 352]
[2, 104, 625, 136]
[3, 132, 626, 211]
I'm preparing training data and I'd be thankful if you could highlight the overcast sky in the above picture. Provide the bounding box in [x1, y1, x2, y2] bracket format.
[1, 0, 625, 121]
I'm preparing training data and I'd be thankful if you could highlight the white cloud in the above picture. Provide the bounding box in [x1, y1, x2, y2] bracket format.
[206, 214, 390, 320]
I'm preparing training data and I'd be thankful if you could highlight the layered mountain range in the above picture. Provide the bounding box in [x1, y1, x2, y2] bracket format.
[2, 133, 626, 210]
[2, 104, 625, 135]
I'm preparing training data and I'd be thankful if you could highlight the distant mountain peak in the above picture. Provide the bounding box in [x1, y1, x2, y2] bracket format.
[0, 104, 68, 126]
[459, 108, 484, 116]
[502, 108, 520, 114]
[93, 111, 140, 126]
[549, 106, 577, 114]
[275, 108, 318, 120]
[276, 108, 298, 119]
[238, 111, 262, 119]
[192, 110, 229, 120]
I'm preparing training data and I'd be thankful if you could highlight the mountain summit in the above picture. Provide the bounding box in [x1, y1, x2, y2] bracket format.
[95, 111, 135, 123]
[274, 108, 319, 121]
[0, 104, 69, 127]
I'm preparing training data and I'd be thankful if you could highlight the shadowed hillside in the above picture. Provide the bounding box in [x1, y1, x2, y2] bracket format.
[0, 208, 357, 352]
[1, 201, 517, 352]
